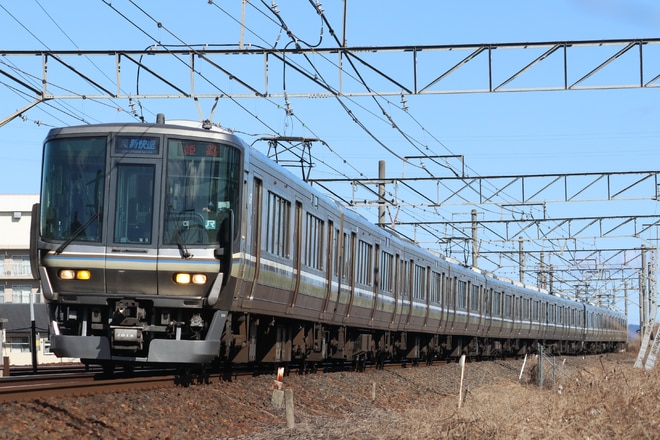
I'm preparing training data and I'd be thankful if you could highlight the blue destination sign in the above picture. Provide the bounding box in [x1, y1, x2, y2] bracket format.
[115, 136, 160, 154]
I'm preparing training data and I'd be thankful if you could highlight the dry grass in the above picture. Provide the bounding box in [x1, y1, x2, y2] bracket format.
[5, 347, 654, 439]
[241, 349, 660, 439]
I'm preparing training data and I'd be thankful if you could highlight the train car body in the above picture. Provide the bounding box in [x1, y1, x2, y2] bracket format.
[29, 119, 627, 370]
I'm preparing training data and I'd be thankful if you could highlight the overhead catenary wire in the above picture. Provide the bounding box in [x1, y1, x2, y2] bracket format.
[0, 1, 633, 298]
[257, 2, 546, 271]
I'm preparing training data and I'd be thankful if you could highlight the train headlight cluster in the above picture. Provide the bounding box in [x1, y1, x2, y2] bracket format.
[58, 269, 92, 280]
[174, 273, 207, 285]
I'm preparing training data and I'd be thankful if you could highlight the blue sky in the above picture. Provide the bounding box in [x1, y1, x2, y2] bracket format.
[2, 1, 660, 321]
[2, 0, 659, 192]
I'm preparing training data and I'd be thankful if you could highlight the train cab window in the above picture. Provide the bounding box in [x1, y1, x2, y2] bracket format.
[164, 138, 241, 245]
[114, 164, 155, 244]
[41, 136, 106, 242]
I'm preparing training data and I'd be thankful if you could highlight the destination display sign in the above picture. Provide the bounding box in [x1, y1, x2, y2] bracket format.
[115, 136, 160, 155]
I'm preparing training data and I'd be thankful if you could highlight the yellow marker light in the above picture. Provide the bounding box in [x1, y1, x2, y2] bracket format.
[175, 273, 191, 284]
[76, 270, 91, 280]
[192, 274, 207, 285]
[59, 269, 76, 280]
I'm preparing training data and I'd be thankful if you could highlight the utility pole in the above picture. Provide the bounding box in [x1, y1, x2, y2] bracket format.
[379, 160, 386, 228]
[518, 237, 524, 283]
[239, 0, 247, 50]
[471, 209, 478, 267]
[641, 245, 647, 337]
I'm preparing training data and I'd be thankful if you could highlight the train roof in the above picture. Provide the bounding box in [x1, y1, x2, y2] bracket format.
[45, 118, 245, 144]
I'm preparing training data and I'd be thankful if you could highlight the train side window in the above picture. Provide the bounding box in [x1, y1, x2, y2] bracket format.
[532, 300, 539, 322]
[303, 213, 324, 270]
[470, 284, 480, 312]
[492, 291, 501, 316]
[380, 251, 394, 293]
[413, 264, 426, 300]
[522, 298, 530, 320]
[430, 271, 442, 303]
[503, 294, 512, 318]
[446, 277, 456, 309]
[265, 191, 291, 258]
[457, 280, 467, 310]
[548, 304, 555, 324]
[356, 239, 373, 286]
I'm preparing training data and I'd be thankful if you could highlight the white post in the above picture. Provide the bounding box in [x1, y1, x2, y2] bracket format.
[519, 353, 528, 381]
[285, 389, 295, 428]
[0, 326, 3, 377]
[458, 354, 466, 408]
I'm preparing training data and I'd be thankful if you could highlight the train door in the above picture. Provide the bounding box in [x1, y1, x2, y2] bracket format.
[369, 243, 380, 322]
[437, 271, 449, 334]
[344, 232, 357, 319]
[288, 201, 303, 309]
[483, 288, 493, 335]
[320, 220, 336, 320]
[422, 265, 431, 328]
[242, 177, 263, 305]
[106, 159, 161, 294]
[443, 276, 457, 334]
[389, 253, 401, 329]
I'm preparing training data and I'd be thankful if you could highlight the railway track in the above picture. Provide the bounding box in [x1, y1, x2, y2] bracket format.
[0, 358, 428, 403]
[0, 370, 176, 403]
[0, 354, 535, 404]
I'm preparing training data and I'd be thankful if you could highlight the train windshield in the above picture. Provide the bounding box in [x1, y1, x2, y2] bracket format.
[164, 138, 241, 245]
[40, 136, 106, 242]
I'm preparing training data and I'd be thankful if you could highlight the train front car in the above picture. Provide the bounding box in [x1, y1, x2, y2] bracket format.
[30, 120, 243, 370]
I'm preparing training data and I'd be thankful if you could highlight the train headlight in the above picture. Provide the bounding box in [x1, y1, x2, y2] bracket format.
[192, 274, 207, 285]
[59, 269, 76, 280]
[174, 273, 207, 285]
[175, 273, 191, 284]
[76, 270, 91, 280]
[58, 269, 92, 280]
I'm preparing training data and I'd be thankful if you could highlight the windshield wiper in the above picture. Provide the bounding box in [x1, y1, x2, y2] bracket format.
[55, 211, 100, 254]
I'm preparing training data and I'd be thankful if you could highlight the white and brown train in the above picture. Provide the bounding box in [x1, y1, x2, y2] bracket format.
[29, 117, 627, 371]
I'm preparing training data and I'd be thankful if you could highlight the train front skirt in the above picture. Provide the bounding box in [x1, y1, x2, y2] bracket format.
[48, 309, 228, 364]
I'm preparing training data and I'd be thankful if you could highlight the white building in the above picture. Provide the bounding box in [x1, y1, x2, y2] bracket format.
[0, 194, 76, 367]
